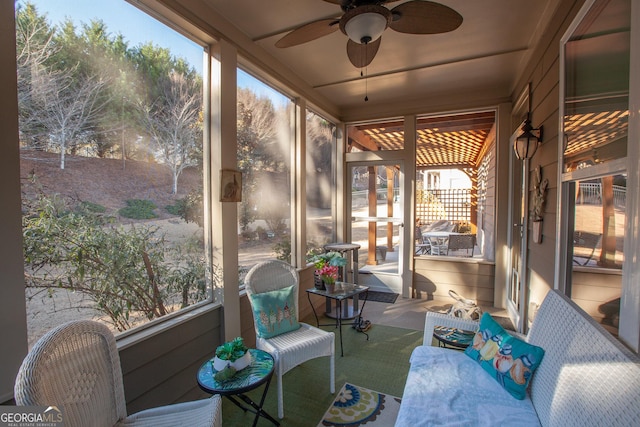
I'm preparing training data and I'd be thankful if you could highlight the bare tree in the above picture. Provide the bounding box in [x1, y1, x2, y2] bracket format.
[15, 2, 58, 148]
[237, 88, 279, 230]
[306, 111, 335, 208]
[30, 67, 110, 169]
[140, 72, 202, 194]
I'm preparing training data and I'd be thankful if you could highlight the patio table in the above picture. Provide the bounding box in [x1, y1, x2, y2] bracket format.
[197, 348, 279, 427]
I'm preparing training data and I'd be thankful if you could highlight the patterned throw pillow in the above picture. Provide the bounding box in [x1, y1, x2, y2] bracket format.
[249, 285, 300, 339]
[464, 312, 545, 400]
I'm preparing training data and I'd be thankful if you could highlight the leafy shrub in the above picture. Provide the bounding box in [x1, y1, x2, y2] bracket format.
[165, 202, 183, 216]
[119, 199, 157, 219]
[77, 201, 106, 213]
[166, 188, 203, 226]
[306, 240, 326, 258]
[273, 239, 290, 263]
[181, 188, 203, 226]
[23, 193, 214, 331]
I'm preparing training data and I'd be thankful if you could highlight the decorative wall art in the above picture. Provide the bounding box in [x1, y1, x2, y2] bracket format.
[531, 165, 548, 244]
[220, 169, 242, 202]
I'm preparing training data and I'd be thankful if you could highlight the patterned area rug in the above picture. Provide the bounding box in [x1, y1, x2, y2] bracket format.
[318, 383, 401, 426]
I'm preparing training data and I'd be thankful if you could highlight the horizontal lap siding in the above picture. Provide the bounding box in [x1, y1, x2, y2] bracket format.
[516, 0, 584, 304]
[119, 307, 223, 413]
[571, 269, 622, 325]
[240, 292, 257, 348]
[298, 266, 324, 322]
[413, 258, 495, 306]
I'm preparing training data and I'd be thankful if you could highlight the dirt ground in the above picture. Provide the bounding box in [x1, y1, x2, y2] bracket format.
[20, 149, 201, 217]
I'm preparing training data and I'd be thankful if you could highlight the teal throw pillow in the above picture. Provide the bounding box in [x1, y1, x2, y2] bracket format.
[249, 285, 300, 339]
[464, 312, 545, 400]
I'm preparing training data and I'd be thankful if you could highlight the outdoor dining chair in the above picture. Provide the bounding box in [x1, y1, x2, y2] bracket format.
[573, 231, 602, 266]
[245, 260, 335, 419]
[14, 320, 221, 427]
[447, 234, 476, 257]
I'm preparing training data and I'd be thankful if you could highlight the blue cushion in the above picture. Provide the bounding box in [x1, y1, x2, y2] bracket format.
[249, 285, 300, 338]
[464, 312, 545, 400]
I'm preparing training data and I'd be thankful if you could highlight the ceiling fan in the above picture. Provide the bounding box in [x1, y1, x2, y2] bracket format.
[275, 0, 463, 68]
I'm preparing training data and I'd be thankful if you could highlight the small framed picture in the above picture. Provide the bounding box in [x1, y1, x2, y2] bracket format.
[220, 169, 242, 202]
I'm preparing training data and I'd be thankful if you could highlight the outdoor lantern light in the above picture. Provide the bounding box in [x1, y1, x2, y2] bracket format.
[342, 5, 391, 44]
[514, 115, 543, 160]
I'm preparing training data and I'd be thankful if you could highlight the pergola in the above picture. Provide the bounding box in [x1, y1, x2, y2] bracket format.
[346, 111, 496, 263]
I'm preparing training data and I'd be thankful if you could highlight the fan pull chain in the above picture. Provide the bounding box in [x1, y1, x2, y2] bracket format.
[362, 42, 368, 102]
[364, 66, 368, 102]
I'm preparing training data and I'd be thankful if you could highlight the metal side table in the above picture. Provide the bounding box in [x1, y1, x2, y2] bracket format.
[306, 284, 369, 356]
[197, 348, 279, 427]
[323, 243, 361, 319]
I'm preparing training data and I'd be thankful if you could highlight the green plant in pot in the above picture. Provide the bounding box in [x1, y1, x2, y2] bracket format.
[212, 337, 250, 381]
[309, 252, 347, 290]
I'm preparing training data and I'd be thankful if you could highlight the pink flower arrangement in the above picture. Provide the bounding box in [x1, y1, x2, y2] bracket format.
[318, 264, 339, 284]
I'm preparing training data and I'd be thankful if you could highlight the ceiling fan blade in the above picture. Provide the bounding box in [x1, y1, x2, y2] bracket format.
[389, 1, 463, 34]
[275, 19, 340, 48]
[346, 37, 381, 68]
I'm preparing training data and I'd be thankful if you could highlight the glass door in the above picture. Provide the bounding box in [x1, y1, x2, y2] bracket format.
[507, 128, 528, 332]
[348, 163, 404, 294]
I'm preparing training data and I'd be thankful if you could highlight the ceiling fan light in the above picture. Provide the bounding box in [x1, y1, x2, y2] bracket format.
[345, 11, 388, 44]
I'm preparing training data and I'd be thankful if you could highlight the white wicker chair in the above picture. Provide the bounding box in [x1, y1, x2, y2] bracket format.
[14, 320, 221, 427]
[245, 260, 335, 419]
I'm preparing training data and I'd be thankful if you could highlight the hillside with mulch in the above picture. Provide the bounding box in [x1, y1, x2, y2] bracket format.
[20, 149, 202, 219]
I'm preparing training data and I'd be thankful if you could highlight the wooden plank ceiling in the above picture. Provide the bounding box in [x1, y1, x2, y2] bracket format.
[348, 111, 496, 168]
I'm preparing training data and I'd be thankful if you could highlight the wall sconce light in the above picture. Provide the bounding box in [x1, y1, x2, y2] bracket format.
[514, 114, 543, 160]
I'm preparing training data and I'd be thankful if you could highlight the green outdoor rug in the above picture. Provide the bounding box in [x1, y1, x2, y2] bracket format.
[318, 382, 401, 427]
[220, 323, 422, 426]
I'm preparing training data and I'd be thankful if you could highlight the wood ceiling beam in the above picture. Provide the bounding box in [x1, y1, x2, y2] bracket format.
[347, 126, 379, 151]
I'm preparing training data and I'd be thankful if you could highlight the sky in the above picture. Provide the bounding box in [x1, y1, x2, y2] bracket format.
[19, 0, 280, 99]
[23, 0, 204, 73]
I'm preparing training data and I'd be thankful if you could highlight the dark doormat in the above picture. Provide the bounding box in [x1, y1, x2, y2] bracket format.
[366, 291, 399, 304]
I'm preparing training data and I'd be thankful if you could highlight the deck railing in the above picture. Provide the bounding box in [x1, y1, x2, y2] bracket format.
[577, 183, 626, 208]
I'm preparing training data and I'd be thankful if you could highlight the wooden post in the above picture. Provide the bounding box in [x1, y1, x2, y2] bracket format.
[601, 176, 616, 267]
[387, 167, 395, 252]
[367, 166, 378, 265]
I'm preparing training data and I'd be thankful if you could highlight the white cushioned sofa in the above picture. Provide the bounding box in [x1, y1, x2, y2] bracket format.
[395, 290, 640, 426]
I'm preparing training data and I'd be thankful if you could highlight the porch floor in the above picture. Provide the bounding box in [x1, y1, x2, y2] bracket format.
[221, 298, 512, 426]
[362, 297, 511, 331]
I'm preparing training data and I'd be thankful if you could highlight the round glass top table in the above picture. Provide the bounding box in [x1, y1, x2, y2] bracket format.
[197, 348, 279, 426]
[432, 325, 475, 349]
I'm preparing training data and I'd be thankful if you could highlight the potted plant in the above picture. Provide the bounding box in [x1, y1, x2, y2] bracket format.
[309, 252, 347, 290]
[456, 222, 472, 234]
[318, 264, 339, 293]
[213, 336, 251, 372]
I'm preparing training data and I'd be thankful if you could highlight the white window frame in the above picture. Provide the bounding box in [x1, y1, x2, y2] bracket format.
[556, 0, 640, 351]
